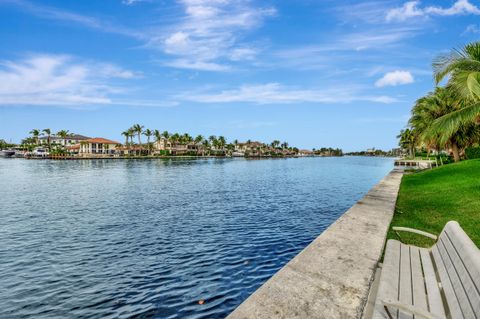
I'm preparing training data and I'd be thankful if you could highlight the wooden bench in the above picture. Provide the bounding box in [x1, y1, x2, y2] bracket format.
[370, 221, 480, 319]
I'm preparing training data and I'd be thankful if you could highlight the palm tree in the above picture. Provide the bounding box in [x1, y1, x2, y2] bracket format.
[42, 128, 52, 150]
[56, 130, 69, 146]
[412, 87, 480, 162]
[132, 124, 144, 147]
[208, 135, 217, 149]
[397, 128, 416, 159]
[170, 133, 180, 146]
[121, 130, 130, 148]
[218, 136, 226, 149]
[194, 135, 204, 144]
[162, 131, 170, 139]
[432, 41, 480, 136]
[143, 129, 153, 155]
[181, 133, 193, 144]
[29, 129, 40, 145]
[202, 139, 210, 155]
[127, 128, 135, 145]
[271, 140, 280, 148]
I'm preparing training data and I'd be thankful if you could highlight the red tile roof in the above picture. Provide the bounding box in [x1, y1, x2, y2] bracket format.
[85, 138, 121, 144]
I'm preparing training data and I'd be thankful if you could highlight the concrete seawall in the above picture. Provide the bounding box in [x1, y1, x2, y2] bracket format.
[227, 169, 403, 319]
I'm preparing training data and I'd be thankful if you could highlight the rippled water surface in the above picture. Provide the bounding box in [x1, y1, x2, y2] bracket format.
[0, 157, 393, 318]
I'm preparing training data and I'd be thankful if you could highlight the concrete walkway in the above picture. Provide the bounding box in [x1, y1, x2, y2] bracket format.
[227, 169, 403, 319]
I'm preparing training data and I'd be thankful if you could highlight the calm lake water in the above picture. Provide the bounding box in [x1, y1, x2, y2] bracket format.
[0, 157, 393, 318]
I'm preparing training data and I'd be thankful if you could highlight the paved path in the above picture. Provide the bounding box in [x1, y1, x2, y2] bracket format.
[227, 169, 403, 319]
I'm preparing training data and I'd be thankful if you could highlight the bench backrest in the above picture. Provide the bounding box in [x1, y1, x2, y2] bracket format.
[431, 221, 480, 318]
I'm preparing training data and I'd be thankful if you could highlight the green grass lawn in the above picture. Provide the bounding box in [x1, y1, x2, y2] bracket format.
[387, 159, 480, 248]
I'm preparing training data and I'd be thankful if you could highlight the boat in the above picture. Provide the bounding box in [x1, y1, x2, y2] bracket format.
[0, 150, 15, 158]
[25, 147, 49, 158]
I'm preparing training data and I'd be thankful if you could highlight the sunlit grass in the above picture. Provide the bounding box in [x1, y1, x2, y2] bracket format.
[387, 159, 480, 248]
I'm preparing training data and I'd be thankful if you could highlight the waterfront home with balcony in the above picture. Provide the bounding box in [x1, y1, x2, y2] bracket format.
[153, 138, 203, 155]
[39, 134, 91, 146]
[79, 138, 120, 156]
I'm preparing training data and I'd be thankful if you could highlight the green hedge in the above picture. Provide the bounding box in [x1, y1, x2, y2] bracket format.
[465, 147, 480, 159]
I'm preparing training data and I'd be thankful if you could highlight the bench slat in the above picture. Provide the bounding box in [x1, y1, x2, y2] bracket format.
[410, 246, 427, 312]
[432, 244, 464, 318]
[419, 248, 445, 317]
[440, 232, 480, 317]
[373, 240, 401, 319]
[399, 244, 413, 319]
[444, 223, 480, 316]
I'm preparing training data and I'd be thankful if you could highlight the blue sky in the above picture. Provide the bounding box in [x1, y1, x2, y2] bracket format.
[0, 0, 479, 150]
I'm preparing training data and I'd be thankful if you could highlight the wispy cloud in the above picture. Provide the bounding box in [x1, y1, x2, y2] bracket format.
[121, 0, 147, 5]
[150, 0, 276, 71]
[177, 83, 397, 104]
[386, 0, 480, 22]
[0, 54, 142, 106]
[1, 0, 144, 39]
[3, 0, 275, 72]
[463, 23, 480, 35]
[375, 70, 414, 87]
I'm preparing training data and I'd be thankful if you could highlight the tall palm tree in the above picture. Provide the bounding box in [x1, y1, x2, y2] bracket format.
[132, 124, 144, 146]
[127, 128, 135, 145]
[218, 136, 226, 149]
[29, 129, 40, 145]
[42, 128, 52, 150]
[162, 131, 170, 140]
[432, 41, 480, 136]
[121, 130, 130, 148]
[143, 129, 153, 155]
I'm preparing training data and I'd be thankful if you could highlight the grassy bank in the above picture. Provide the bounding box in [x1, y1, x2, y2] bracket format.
[387, 159, 480, 248]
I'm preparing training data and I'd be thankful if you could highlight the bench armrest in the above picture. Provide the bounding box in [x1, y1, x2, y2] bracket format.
[392, 226, 438, 240]
[382, 300, 445, 319]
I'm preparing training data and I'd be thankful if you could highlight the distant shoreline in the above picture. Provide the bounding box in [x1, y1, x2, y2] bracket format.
[16, 154, 346, 160]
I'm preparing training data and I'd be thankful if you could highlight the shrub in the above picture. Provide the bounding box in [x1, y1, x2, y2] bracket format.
[465, 147, 480, 159]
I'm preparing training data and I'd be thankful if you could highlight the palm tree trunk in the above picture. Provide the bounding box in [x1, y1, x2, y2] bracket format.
[451, 142, 460, 162]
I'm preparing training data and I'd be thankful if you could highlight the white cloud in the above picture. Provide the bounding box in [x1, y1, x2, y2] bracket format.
[386, 0, 480, 21]
[178, 83, 397, 104]
[375, 70, 414, 87]
[150, 0, 275, 71]
[0, 54, 139, 106]
[386, 1, 424, 21]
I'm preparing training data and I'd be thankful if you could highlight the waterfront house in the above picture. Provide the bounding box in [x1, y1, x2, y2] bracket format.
[116, 146, 144, 156]
[65, 144, 80, 155]
[153, 138, 202, 155]
[79, 138, 121, 156]
[39, 134, 91, 146]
